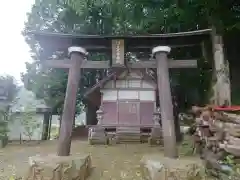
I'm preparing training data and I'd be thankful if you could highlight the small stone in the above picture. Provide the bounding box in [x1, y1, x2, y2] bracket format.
[26, 154, 91, 180]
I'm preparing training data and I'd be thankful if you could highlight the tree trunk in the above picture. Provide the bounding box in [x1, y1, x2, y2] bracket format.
[211, 26, 231, 106]
[174, 110, 182, 143]
[86, 101, 98, 125]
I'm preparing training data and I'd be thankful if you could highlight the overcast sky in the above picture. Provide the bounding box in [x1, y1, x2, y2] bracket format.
[0, 0, 34, 83]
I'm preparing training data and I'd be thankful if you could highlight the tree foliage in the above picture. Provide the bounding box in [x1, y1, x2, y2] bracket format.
[0, 75, 19, 145]
[0, 75, 19, 104]
[22, 0, 109, 114]
[19, 106, 40, 141]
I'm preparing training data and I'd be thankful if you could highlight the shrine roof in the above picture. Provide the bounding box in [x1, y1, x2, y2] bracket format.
[83, 68, 156, 98]
[31, 29, 212, 53]
[83, 69, 121, 98]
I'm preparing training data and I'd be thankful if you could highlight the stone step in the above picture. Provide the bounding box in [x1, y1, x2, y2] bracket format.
[116, 134, 141, 143]
[117, 134, 141, 137]
[117, 139, 141, 143]
[116, 127, 141, 143]
[118, 139, 141, 141]
[117, 137, 141, 141]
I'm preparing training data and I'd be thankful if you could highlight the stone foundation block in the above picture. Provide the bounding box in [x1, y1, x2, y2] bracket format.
[148, 127, 163, 146]
[148, 137, 163, 146]
[88, 127, 108, 145]
[108, 135, 117, 145]
[140, 154, 204, 180]
[26, 154, 91, 180]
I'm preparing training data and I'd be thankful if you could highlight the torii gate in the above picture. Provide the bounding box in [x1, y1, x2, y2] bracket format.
[33, 29, 213, 158]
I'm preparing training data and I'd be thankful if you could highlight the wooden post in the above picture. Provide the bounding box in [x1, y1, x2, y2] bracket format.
[41, 112, 51, 140]
[211, 28, 231, 106]
[57, 46, 87, 156]
[48, 114, 52, 140]
[152, 46, 178, 158]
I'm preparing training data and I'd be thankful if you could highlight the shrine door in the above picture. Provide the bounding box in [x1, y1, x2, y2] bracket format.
[118, 100, 140, 125]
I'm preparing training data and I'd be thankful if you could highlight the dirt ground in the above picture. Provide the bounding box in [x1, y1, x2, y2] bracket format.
[0, 139, 201, 180]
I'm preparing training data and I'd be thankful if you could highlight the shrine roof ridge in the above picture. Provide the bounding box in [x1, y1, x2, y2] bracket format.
[31, 28, 212, 40]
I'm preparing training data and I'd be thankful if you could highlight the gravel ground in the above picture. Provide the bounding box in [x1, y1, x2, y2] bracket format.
[0, 139, 201, 180]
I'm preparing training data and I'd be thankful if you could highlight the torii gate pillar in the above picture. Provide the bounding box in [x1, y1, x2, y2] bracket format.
[152, 46, 178, 158]
[57, 46, 88, 156]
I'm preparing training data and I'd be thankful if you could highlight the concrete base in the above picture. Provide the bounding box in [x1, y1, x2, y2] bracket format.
[140, 154, 204, 180]
[26, 154, 91, 180]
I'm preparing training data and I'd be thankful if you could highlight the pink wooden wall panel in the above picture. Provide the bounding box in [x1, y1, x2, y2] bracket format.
[118, 101, 139, 125]
[140, 102, 154, 125]
[102, 102, 117, 125]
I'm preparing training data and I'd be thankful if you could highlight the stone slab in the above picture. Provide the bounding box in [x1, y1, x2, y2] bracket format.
[140, 154, 204, 180]
[26, 153, 91, 180]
